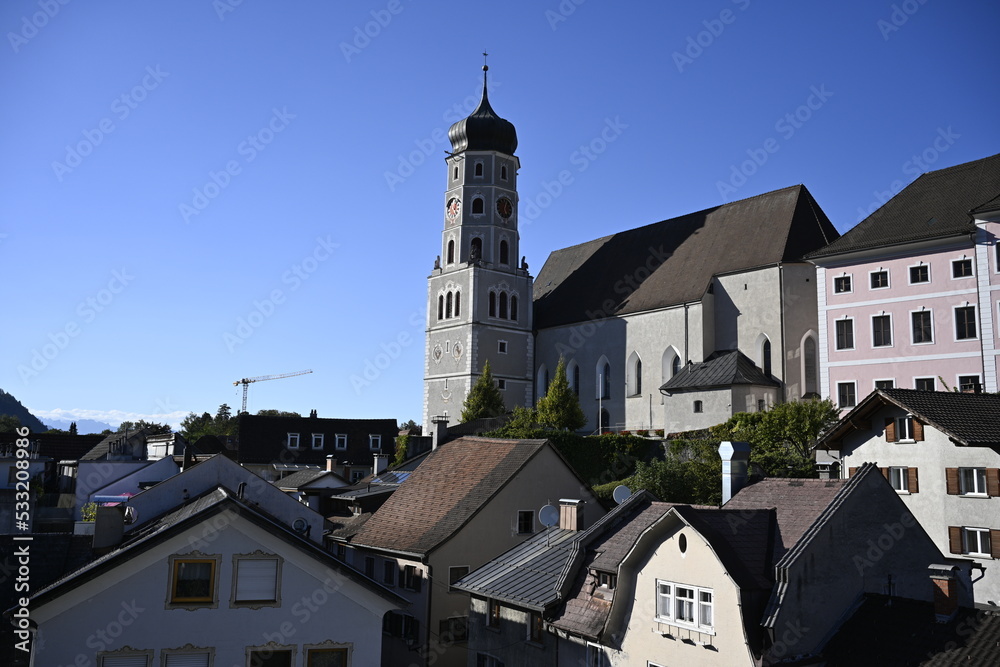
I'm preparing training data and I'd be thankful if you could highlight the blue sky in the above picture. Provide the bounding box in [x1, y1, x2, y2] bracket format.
[2, 0, 997, 431]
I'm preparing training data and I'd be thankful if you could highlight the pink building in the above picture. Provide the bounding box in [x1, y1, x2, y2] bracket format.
[808, 154, 1000, 408]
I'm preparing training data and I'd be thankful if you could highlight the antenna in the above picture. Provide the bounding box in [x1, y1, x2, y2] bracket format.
[612, 485, 632, 505]
[538, 504, 559, 528]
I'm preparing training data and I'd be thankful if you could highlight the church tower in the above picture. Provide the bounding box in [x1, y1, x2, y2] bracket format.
[423, 64, 534, 430]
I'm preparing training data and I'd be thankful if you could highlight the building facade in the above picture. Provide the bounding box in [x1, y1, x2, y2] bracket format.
[807, 154, 1000, 408]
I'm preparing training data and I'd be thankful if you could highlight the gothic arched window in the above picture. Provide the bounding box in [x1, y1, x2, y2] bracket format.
[499, 292, 508, 319]
[446, 292, 453, 319]
[489, 291, 496, 317]
[510, 295, 518, 321]
[437, 295, 444, 321]
[762, 339, 772, 377]
[601, 362, 611, 400]
[499, 240, 509, 265]
[454, 291, 460, 318]
[447, 240, 455, 264]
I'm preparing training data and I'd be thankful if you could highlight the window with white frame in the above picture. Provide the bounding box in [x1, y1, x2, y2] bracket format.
[248, 648, 292, 667]
[958, 375, 982, 392]
[99, 652, 154, 667]
[963, 527, 991, 556]
[872, 314, 892, 347]
[915, 377, 935, 391]
[835, 319, 854, 350]
[896, 417, 915, 441]
[335, 433, 347, 450]
[870, 270, 889, 289]
[163, 651, 211, 667]
[955, 306, 977, 340]
[287, 433, 300, 449]
[585, 643, 606, 667]
[960, 467, 987, 495]
[498, 340, 507, 354]
[834, 275, 852, 293]
[889, 467, 909, 492]
[837, 382, 857, 408]
[654, 580, 714, 633]
[952, 258, 973, 278]
[874, 379, 895, 390]
[233, 555, 279, 605]
[909, 264, 930, 284]
[311, 433, 324, 450]
[369, 434, 381, 450]
[911, 310, 933, 344]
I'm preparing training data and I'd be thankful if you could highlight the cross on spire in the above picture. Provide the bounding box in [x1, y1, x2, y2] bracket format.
[482, 51, 489, 72]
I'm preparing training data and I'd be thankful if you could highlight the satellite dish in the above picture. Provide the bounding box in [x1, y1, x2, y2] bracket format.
[292, 517, 309, 533]
[612, 485, 632, 505]
[538, 504, 559, 528]
[123, 506, 138, 525]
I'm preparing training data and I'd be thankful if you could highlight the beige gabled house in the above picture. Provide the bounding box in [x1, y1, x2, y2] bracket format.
[330, 436, 604, 667]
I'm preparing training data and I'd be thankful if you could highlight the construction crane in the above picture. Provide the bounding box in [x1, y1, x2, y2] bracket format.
[233, 369, 313, 414]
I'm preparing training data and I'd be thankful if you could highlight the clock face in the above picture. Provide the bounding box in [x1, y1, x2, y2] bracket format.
[446, 198, 461, 224]
[496, 197, 513, 219]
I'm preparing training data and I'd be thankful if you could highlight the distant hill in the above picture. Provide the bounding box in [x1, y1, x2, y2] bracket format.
[41, 418, 114, 434]
[0, 389, 47, 433]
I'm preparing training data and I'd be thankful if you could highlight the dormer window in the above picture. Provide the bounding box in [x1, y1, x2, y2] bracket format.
[598, 572, 617, 590]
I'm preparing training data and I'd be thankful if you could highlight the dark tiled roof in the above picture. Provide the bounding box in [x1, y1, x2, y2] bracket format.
[819, 389, 1000, 449]
[275, 468, 339, 489]
[533, 185, 838, 329]
[0, 432, 104, 461]
[677, 506, 775, 591]
[808, 153, 1000, 259]
[235, 414, 398, 465]
[328, 511, 376, 540]
[971, 191, 1000, 215]
[724, 476, 847, 559]
[660, 349, 780, 392]
[349, 437, 550, 555]
[820, 595, 1000, 666]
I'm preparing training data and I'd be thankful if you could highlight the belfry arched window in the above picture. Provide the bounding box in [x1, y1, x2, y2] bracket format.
[446, 292, 453, 319]
[437, 295, 444, 321]
[499, 240, 509, 265]
[454, 291, 460, 317]
[472, 198, 484, 215]
[447, 240, 455, 264]
[489, 292, 496, 317]
[470, 237, 483, 261]
[499, 292, 508, 319]
[510, 295, 518, 321]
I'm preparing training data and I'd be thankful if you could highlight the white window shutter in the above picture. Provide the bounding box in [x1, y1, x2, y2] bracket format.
[236, 558, 278, 601]
[101, 657, 150, 667]
[164, 655, 210, 667]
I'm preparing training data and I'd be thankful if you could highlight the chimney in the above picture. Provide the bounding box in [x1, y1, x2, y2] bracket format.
[929, 564, 960, 623]
[431, 416, 449, 450]
[718, 441, 751, 505]
[310, 409, 318, 418]
[373, 453, 388, 476]
[559, 499, 584, 531]
[326, 454, 336, 472]
[92, 505, 125, 553]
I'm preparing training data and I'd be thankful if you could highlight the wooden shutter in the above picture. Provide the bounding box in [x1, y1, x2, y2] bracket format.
[236, 558, 277, 601]
[879, 467, 889, 480]
[948, 526, 963, 554]
[987, 469, 1000, 498]
[913, 419, 924, 441]
[990, 530, 1000, 559]
[945, 468, 960, 495]
[907, 468, 919, 494]
[884, 418, 896, 442]
[848, 467, 857, 478]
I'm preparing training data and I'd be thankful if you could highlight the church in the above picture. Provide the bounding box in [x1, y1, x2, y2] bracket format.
[423, 67, 840, 435]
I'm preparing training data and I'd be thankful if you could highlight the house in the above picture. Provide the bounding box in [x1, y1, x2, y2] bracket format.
[21, 485, 407, 667]
[816, 388, 1000, 606]
[274, 465, 350, 514]
[806, 153, 1000, 407]
[333, 436, 604, 667]
[456, 450, 963, 666]
[423, 68, 841, 434]
[234, 413, 398, 482]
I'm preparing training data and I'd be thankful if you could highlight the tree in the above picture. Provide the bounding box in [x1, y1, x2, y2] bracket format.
[118, 420, 172, 435]
[0, 415, 22, 433]
[535, 357, 587, 431]
[399, 419, 422, 436]
[69, 422, 78, 436]
[255, 409, 302, 418]
[461, 360, 506, 422]
[711, 398, 839, 477]
[180, 404, 237, 442]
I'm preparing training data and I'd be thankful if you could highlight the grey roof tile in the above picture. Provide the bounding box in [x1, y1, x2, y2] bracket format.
[660, 349, 780, 392]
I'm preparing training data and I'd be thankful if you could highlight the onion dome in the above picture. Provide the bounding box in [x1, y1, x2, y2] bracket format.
[448, 65, 517, 155]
